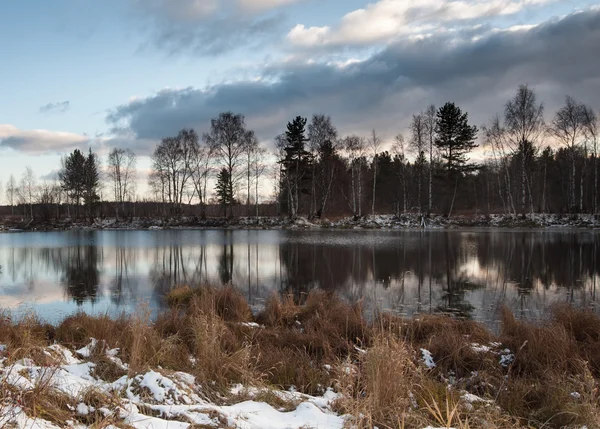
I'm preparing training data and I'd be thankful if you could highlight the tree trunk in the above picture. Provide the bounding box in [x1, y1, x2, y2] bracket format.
[358, 165, 362, 217]
[448, 175, 458, 218]
[542, 158, 547, 213]
[594, 153, 598, 214]
[572, 150, 576, 213]
[521, 151, 526, 217]
[371, 157, 377, 216]
[428, 145, 433, 216]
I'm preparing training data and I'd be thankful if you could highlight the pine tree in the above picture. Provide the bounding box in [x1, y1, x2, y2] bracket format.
[435, 102, 478, 217]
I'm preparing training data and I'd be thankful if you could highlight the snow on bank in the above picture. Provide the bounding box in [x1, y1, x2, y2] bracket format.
[0, 341, 345, 429]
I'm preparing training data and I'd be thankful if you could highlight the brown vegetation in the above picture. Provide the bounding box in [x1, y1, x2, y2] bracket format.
[2, 287, 600, 428]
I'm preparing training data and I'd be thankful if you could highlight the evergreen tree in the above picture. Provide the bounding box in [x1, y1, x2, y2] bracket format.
[215, 168, 234, 215]
[83, 148, 100, 220]
[60, 149, 86, 217]
[59, 148, 100, 221]
[280, 116, 312, 218]
[435, 102, 478, 216]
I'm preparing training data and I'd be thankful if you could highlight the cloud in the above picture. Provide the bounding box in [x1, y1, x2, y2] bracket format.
[238, 0, 303, 12]
[106, 8, 600, 148]
[130, 0, 293, 55]
[40, 170, 60, 181]
[287, 0, 554, 48]
[39, 101, 70, 114]
[0, 124, 90, 154]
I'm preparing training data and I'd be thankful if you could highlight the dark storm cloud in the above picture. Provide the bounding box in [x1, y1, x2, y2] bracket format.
[106, 8, 600, 146]
[39, 101, 70, 114]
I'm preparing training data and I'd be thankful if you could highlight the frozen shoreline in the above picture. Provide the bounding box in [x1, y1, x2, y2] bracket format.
[2, 212, 600, 232]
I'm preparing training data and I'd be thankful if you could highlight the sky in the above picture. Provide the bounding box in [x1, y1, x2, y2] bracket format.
[0, 0, 598, 200]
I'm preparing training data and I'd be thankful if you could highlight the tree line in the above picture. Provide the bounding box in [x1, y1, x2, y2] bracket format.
[2, 85, 599, 222]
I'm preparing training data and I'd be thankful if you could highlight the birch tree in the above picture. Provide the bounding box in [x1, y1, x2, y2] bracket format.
[550, 96, 587, 212]
[107, 148, 136, 219]
[368, 130, 382, 216]
[5, 174, 16, 216]
[308, 114, 338, 218]
[203, 112, 251, 218]
[583, 106, 598, 214]
[504, 85, 545, 216]
[344, 135, 366, 217]
[410, 113, 427, 214]
[424, 105, 437, 215]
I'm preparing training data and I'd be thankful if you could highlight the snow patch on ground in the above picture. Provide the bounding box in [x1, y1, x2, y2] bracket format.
[421, 348, 436, 369]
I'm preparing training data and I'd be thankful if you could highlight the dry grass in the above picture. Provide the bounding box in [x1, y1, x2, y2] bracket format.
[3, 289, 600, 428]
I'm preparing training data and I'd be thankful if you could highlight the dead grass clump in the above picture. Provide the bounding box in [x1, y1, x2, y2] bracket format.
[166, 285, 194, 307]
[0, 315, 58, 365]
[497, 372, 600, 428]
[55, 312, 129, 350]
[183, 306, 255, 393]
[552, 305, 600, 376]
[334, 332, 421, 428]
[121, 309, 188, 375]
[500, 308, 580, 378]
[380, 313, 496, 378]
[257, 292, 300, 327]
[19, 372, 74, 426]
[254, 341, 331, 395]
[167, 286, 252, 323]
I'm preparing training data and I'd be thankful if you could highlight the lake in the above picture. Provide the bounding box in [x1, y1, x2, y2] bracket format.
[0, 228, 598, 327]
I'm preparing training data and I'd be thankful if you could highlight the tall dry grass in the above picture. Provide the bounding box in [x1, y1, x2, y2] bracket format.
[2, 286, 600, 428]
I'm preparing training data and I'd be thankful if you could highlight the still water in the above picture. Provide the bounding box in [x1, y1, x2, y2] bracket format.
[0, 229, 598, 326]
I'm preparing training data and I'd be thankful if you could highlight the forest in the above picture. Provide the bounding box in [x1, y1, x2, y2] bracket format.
[2, 85, 599, 222]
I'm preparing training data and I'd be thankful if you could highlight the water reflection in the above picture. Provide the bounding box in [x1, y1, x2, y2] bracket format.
[0, 229, 598, 325]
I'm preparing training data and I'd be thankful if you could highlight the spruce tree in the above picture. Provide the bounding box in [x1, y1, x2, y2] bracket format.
[83, 148, 100, 221]
[280, 116, 312, 218]
[215, 168, 234, 216]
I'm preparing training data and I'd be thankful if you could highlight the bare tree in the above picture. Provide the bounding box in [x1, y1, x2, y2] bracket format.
[368, 129, 382, 216]
[107, 148, 137, 219]
[583, 106, 599, 214]
[5, 174, 16, 216]
[550, 96, 587, 212]
[392, 133, 408, 214]
[252, 146, 268, 218]
[150, 129, 198, 214]
[504, 85, 545, 215]
[190, 142, 212, 218]
[344, 135, 366, 217]
[20, 167, 37, 219]
[203, 112, 251, 217]
[308, 114, 338, 218]
[410, 113, 427, 214]
[482, 116, 516, 215]
[244, 131, 259, 216]
[423, 105, 437, 215]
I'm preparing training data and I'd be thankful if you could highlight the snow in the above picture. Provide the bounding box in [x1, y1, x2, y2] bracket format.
[76, 402, 92, 416]
[76, 338, 98, 358]
[240, 322, 262, 328]
[420, 348, 436, 369]
[470, 343, 492, 353]
[220, 401, 344, 429]
[499, 349, 515, 367]
[0, 406, 62, 429]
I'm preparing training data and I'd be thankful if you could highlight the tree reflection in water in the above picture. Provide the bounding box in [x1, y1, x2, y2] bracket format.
[0, 230, 598, 324]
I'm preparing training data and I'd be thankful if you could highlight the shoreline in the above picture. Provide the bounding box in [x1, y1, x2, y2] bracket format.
[2, 213, 600, 233]
[1, 287, 600, 428]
